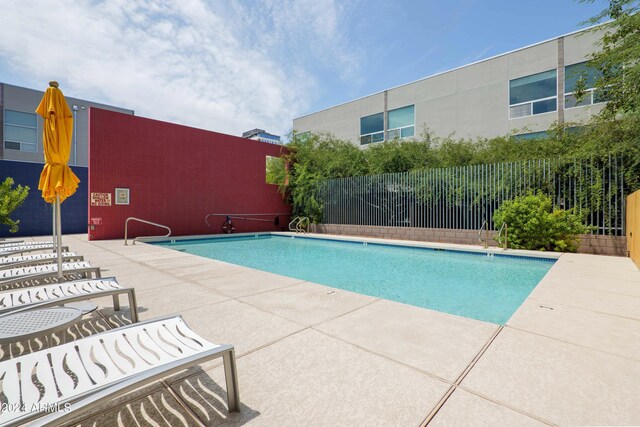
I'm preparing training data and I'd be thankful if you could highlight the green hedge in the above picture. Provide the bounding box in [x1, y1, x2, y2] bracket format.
[493, 192, 588, 252]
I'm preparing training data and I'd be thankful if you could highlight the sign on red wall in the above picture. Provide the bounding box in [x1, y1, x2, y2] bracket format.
[90, 192, 111, 206]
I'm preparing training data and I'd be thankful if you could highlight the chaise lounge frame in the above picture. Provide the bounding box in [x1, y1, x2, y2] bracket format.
[0, 315, 239, 426]
[0, 277, 138, 322]
[0, 262, 101, 291]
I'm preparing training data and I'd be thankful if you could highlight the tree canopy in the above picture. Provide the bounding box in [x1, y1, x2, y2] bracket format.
[580, 0, 640, 116]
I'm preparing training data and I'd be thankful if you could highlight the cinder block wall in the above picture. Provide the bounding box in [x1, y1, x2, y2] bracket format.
[88, 108, 291, 240]
[0, 160, 88, 238]
[311, 224, 626, 256]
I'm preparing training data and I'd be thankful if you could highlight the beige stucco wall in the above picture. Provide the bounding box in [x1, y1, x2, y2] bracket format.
[293, 27, 606, 144]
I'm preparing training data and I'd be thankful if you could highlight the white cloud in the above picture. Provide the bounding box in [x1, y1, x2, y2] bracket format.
[0, 0, 361, 138]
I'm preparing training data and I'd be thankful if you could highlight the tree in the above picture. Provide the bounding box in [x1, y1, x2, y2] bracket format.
[579, 0, 640, 116]
[266, 155, 286, 186]
[0, 177, 29, 233]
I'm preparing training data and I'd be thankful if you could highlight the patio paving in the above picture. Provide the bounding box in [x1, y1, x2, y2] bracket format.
[15, 234, 640, 426]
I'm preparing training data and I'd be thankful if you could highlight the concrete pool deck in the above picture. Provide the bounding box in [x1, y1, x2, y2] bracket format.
[11, 233, 640, 426]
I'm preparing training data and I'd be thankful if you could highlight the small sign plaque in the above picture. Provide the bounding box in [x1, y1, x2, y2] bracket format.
[115, 188, 130, 205]
[90, 192, 112, 206]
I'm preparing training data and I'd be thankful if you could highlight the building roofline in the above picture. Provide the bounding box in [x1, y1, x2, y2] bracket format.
[1, 81, 135, 114]
[293, 21, 607, 121]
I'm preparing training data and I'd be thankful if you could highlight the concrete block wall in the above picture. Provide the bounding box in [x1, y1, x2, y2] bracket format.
[311, 224, 499, 246]
[0, 160, 88, 238]
[578, 234, 627, 256]
[88, 108, 290, 240]
[311, 224, 626, 256]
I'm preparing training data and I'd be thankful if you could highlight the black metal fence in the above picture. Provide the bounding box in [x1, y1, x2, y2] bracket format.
[320, 156, 625, 235]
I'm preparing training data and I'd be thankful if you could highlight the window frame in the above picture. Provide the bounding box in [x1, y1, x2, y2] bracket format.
[563, 61, 607, 110]
[3, 109, 38, 153]
[387, 105, 415, 140]
[508, 69, 558, 119]
[360, 112, 384, 145]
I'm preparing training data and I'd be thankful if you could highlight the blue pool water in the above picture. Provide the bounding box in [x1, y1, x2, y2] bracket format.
[155, 235, 554, 324]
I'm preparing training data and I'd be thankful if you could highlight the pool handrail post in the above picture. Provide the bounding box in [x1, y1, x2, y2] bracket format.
[478, 219, 489, 249]
[124, 217, 172, 245]
[497, 222, 508, 250]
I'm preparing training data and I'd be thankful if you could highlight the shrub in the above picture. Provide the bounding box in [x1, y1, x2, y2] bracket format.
[492, 192, 587, 252]
[0, 177, 29, 233]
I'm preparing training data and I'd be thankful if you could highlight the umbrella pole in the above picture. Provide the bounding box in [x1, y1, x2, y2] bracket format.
[56, 194, 63, 278]
[52, 202, 56, 253]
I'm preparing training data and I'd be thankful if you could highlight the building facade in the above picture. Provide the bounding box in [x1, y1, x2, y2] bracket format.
[293, 27, 606, 144]
[242, 128, 282, 144]
[0, 82, 134, 237]
[1, 82, 134, 166]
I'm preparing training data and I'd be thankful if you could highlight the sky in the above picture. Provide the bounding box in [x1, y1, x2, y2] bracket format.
[0, 0, 609, 140]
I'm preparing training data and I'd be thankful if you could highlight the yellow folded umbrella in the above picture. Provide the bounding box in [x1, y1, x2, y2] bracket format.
[36, 81, 80, 277]
[37, 81, 80, 203]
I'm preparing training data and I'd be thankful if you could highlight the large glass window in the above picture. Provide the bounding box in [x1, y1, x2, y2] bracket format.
[564, 62, 606, 108]
[360, 112, 384, 145]
[294, 131, 310, 143]
[513, 131, 548, 141]
[509, 70, 557, 118]
[387, 105, 415, 139]
[4, 109, 37, 152]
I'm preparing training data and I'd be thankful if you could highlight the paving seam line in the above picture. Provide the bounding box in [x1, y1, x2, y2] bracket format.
[161, 378, 208, 427]
[453, 385, 556, 426]
[311, 327, 452, 385]
[504, 324, 640, 363]
[419, 325, 504, 426]
[207, 278, 306, 300]
[527, 295, 640, 322]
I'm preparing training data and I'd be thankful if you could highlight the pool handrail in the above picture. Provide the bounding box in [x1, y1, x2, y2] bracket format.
[206, 213, 289, 227]
[296, 217, 310, 233]
[124, 217, 172, 245]
[288, 216, 309, 233]
[497, 222, 508, 250]
[288, 216, 301, 232]
[478, 220, 489, 249]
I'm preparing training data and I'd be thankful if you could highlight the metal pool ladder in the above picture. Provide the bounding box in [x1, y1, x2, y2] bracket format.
[288, 216, 309, 233]
[124, 217, 172, 245]
[497, 222, 508, 250]
[478, 219, 489, 249]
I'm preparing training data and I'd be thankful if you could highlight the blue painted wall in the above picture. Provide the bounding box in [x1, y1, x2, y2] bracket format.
[0, 160, 88, 237]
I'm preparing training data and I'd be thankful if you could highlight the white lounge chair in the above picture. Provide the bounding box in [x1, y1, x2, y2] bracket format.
[0, 262, 101, 290]
[0, 277, 138, 322]
[0, 243, 70, 257]
[0, 240, 57, 248]
[0, 239, 24, 246]
[0, 315, 239, 426]
[0, 252, 83, 270]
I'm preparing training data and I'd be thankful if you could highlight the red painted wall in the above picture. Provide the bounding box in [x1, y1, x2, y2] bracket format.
[88, 108, 290, 240]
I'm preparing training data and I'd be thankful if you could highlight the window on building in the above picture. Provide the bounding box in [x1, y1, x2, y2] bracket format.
[295, 131, 310, 143]
[3, 110, 37, 152]
[360, 112, 384, 145]
[509, 70, 557, 119]
[513, 130, 549, 141]
[564, 62, 606, 108]
[387, 105, 415, 140]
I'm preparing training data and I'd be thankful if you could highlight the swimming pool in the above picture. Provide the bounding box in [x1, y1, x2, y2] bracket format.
[154, 235, 555, 324]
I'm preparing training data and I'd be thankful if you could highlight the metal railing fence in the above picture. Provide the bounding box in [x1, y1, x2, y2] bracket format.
[320, 156, 625, 235]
